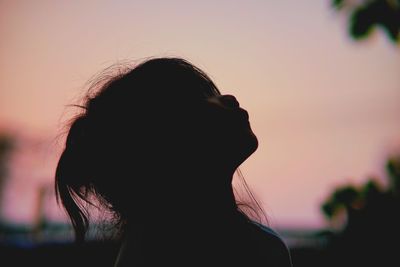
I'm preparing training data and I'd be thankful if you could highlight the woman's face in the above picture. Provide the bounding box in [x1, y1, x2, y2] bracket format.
[197, 94, 258, 172]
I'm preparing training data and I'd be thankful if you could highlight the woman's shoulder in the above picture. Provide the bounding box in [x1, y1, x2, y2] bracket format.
[248, 221, 293, 267]
[250, 221, 286, 245]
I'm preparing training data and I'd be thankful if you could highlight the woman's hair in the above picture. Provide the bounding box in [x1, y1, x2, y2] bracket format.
[55, 57, 266, 242]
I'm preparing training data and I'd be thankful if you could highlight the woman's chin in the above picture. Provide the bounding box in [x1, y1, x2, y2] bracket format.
[246, 132, 259, 157]
[233, 131, 258, 167]
[250, 133, 259, 152]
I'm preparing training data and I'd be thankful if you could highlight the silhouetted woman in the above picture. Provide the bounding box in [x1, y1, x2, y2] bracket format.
[55, 57, 293, 266]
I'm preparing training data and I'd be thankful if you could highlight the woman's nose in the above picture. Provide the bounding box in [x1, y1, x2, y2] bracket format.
[220, 94, 240, 108]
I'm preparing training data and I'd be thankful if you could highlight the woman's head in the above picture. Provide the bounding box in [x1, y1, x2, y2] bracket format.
[55, 57, 259, 241]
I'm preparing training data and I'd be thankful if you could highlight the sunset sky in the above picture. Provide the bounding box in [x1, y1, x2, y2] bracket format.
[1, 1, 399, 229]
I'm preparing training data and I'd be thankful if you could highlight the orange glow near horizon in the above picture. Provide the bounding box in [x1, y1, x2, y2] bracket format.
[1, 1, 400, 229]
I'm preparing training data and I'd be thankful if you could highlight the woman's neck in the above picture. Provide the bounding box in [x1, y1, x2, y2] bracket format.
[127, 171, 242, 235]
[173, 170, 238, 218]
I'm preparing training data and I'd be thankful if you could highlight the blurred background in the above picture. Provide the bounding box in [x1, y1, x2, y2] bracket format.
[1, 0, 399, 266]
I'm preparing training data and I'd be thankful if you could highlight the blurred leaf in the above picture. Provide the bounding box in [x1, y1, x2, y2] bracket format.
[387, 156, 400, 193]
[350, 5, 376, 39]
[332, 186, 359, 205]
[321, 185, 360, 222]
[332, 0, 345, 10]
[333, 0, 400, 44]
[321, 200, 336, 218]
[362, 179, 381, 195]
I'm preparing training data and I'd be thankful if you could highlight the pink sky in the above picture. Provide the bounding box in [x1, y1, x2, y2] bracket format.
[1, 1, 399, 229]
